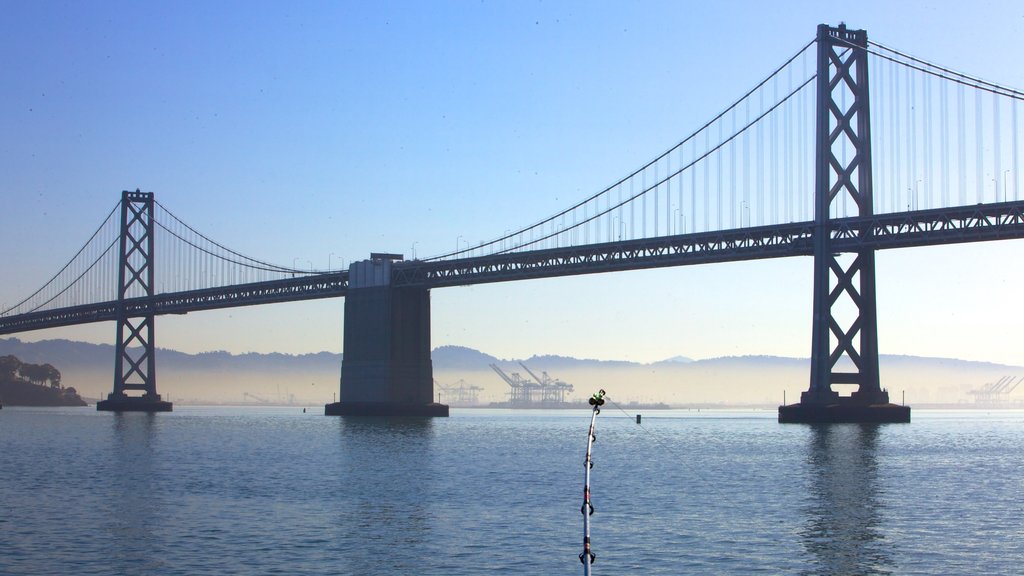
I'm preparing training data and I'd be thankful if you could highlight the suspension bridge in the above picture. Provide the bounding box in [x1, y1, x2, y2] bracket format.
[3, 24, 1024, 421]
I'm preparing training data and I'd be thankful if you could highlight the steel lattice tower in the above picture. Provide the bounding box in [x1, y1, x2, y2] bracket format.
[97, 190, 171, 412]
[782, 24, 906, 422]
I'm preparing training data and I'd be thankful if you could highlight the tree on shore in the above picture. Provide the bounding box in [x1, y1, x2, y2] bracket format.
[3, 357, 63, 389]
[0, 355, 21, 380]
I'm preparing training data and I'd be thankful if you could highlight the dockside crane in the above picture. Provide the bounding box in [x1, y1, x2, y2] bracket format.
[434, 378, 484, 405]
[489, 364, 536, 405]
[449, 379, 483, 405]
[969, 375, 1024, 404]
[519, 362, 574, 403]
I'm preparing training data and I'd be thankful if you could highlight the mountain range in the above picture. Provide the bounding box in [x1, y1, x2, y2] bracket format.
[1, 337, 1020, 407]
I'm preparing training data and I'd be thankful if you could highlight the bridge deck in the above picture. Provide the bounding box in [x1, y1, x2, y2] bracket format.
[2, 201, 1023, 335]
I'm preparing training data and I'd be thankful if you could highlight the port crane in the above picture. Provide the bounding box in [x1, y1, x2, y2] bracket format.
[968, 375, 1023, 404]
[518, 362, 574, 403]
[434, 378, 483, 405]
[489, 364, 538, 405]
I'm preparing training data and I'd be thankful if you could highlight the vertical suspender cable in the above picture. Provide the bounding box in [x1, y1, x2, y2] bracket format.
[993, 92, 1002, 202]
[941, 74, 950, 208]
[908, 65, 916, 211]
[891, 59, 900, 213]
[642, 168, 647, 238]
[678, 146, 685, 234]
[771, 74, 778, 225]
[717, 121, 723, 230]
[730, 107, 737, 229]
[1013, 99, 1019, 201]
[630, 178, 635, 239]
[976, 89, 984, 204]
[958, 83, 967, 206]
[757, 89, 764, 224]
[691, 136, 697, 232]
[665, 152, 671, 234]
[745, 97, 753, 225]
[653, 162, 659, 237]
[924, 72, 933, 209]
[705, 130, 710, 229]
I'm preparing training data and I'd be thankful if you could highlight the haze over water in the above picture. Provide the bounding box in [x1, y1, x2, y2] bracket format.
[1, 406, 1020, 575]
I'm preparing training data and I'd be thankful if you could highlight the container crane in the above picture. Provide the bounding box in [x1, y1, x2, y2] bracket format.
[968, 375, 1024, 404]
[519, 362, 574, 403]
[434, 378, 484, 405]
[489, 364, 536, 405]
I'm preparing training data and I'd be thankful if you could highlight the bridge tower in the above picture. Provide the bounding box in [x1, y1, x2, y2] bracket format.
[96, 190, 172, 412]
[325, 254, 448, 416]
[780, 24, 909, 423]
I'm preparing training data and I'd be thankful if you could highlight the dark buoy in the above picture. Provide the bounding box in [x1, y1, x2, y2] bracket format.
[636, 414, 642, 424]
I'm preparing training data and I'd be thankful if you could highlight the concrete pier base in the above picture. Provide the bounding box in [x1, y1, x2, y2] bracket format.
[329, 258, 448, 418]
[324, 401, 449, 417]
[96, 393, 172, 412]
[778, 402, 909, 423]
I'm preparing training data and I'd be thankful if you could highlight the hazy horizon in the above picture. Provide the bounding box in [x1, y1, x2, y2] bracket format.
[4, 336, 1020, 408]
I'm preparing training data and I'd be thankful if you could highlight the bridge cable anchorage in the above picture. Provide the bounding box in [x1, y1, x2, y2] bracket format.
[580, 389, 605, 574]
[427, 38, 818, 262]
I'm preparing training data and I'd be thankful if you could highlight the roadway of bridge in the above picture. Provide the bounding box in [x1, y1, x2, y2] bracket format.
[2, 200, 1023, 335]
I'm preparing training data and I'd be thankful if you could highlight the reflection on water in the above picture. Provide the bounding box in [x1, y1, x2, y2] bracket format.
[330, 416, 438, 574]
[801, 424, 894, 575]
[5, 408, 1017, 574]
[337, 415, 435, 437]
[107, 413, 169, 572]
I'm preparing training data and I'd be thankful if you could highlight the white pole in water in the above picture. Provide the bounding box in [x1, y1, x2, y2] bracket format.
[581, 389, 605, 575]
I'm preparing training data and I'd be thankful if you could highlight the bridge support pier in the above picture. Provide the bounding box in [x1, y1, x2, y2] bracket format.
[325, 256, 448, 417]
[779, 24, 908, 424]
[97, 190, 171, 413]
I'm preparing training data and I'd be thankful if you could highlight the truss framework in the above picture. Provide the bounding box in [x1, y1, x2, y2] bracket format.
[111, 190, 159, 400]
[2, 201, 1024, 335]
[806, 23, 881, 404]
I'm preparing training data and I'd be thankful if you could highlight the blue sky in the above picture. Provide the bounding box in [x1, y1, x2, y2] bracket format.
[3, 1, 1023, 366]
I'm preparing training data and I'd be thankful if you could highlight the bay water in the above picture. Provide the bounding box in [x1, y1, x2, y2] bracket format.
[1, 406, 1021, 574]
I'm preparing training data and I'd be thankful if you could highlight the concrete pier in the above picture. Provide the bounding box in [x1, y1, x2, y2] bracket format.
[325, 257, 448, 417]
[778, 400, 909, 423]
[96, 393, 172, 412]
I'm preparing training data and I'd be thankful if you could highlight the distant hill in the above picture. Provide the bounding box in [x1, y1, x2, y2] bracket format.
[0, 337, 1020, 407]
[432, 345, 499, 369]
[657, 355, 695, 364]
